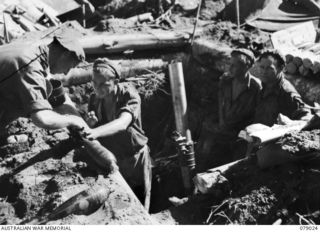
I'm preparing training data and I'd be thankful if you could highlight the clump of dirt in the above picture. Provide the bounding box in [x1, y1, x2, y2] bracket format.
[0, 118, 53, 158]
[204, 160, 320, 225]
[278, 130, 320, 156]
[203, 21, 271, 54]
[0, 115, 154, 224]
[96, 0, 171, 19]
[217, 187, 278, 224]
[0, 142, 30, 159]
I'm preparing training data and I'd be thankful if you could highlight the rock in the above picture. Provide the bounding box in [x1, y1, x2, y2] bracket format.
[168, 196, 189, 207]
[0, 201, 16, 223]
[7, 134, 29, 144]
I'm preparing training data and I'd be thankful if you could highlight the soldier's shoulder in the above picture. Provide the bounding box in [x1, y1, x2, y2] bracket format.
[248, 74, 262, 90]
[118, 82, 140, 98]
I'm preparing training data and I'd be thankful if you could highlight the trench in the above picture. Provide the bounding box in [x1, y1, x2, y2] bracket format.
[68, 46, 320, 224]
[0, 44, 223, 224]
[1, 41, 320, 225]
[75, 49, 223, 215]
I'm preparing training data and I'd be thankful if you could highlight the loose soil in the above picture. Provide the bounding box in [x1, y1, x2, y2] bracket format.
[0, 0, 319, 225]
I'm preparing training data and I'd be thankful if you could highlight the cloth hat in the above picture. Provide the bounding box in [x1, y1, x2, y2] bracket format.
[53, 34, 85, 62]
[93, 58, 121, 80]
[231, 48, 255, 65]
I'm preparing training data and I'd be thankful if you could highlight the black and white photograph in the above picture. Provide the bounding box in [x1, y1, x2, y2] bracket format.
[0, 0, 319, 230]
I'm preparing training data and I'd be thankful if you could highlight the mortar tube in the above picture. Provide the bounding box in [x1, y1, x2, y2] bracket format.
[168, 62, 195, 193]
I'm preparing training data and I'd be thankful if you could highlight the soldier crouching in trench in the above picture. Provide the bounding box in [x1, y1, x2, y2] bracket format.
[248, 50, 314, 167]
[82, 58, 152, 211]
[196, 48, 262, 171]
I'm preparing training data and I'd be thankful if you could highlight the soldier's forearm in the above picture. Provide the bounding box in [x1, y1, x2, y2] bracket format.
[31, 110, 77, 129]
[93, 112, 132, 138]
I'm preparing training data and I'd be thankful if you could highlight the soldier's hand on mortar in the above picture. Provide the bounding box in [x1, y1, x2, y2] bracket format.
[80, 128, 99, 141]
[86, 111, 98, 128]
[68, 115, 90, 131]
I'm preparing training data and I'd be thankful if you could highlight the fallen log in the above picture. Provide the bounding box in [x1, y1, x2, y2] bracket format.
[285, 61, 297, 75]
[55, 59, 168, 86]
[193, 157, 250, 194]
[119, 59, 168, 77]
[79, 31, 190, 55]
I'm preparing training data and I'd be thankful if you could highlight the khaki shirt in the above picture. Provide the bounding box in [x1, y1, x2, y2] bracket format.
[218, 73, 262, 137]
[0, 42, 52, 126]
[88, 82, 148, 159]
[253, 73, 310, 126]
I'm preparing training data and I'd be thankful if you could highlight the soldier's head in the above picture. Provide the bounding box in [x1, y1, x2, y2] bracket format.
[229, 48, 254, 79]
[92, 58, 121, 98]
[257, 50, 285, 85]
[48, 35, 85, 75]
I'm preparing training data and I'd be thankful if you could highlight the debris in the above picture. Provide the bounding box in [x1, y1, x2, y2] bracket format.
[193, 158, 249, 194]
[278, 130, 320, 156]
[168, 196, 188, 207]
[296, 212, 315, 225]
[0, 0, 62, 44]
[153, 6, 173, 26]
[127, 12, 154, 23]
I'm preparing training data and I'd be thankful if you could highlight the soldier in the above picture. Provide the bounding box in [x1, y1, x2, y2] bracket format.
[197, 48, 262, 170]
[0, 35, 88, 138]
[253, 50, 311, 125]
[84, 58, 152, 210]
